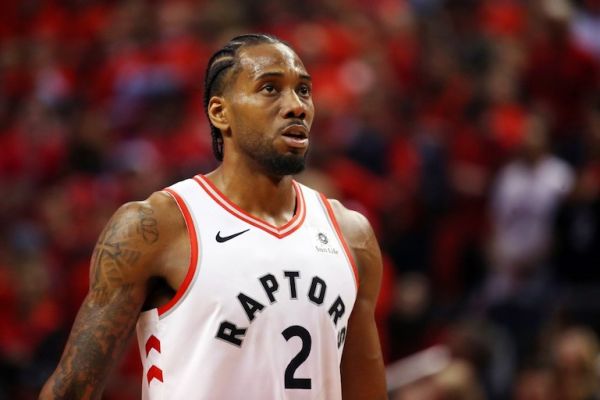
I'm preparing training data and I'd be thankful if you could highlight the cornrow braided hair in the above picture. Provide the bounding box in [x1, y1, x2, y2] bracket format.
[203, 33, 286, 161]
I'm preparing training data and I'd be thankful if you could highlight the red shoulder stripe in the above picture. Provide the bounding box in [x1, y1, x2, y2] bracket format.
[319, 193, 359, 289]
[158, 189, 199, 316]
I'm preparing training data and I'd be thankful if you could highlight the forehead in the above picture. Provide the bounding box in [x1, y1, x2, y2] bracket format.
[236, 42, 308, 80]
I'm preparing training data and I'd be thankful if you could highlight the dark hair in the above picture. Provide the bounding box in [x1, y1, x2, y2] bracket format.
[203, 33, 286, 161]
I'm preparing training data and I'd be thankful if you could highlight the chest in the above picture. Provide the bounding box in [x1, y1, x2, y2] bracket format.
[196, 218, 355, 307]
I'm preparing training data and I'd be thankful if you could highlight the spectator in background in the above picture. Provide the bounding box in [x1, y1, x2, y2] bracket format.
[490, 114, 574, 298]
[552, 326, 600, 400]
[486, 112, 574, 361]
[513, 362, 557, 400]
[489, 112, 574, 299]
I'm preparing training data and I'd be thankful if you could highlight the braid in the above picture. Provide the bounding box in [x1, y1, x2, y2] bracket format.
[203, 33, 286, 161]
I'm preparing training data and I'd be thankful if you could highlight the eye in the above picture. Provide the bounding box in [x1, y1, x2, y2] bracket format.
[261, 84, 277, 94]
[298, 84, 311, 97]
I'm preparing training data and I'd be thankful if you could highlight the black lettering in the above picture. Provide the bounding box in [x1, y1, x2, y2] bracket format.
[216, 321, 247, 347]
[337, 327, 347, 348]
[259, 273, 279, 303]
[238, 293, 265, 322]
[308, 276, 326, 305]
[282, 325, 312, 389]
[284, 271, 300, 299]
[328, 296, 345, 326]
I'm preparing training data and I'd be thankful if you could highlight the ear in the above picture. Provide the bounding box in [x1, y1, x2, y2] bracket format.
[208, 96, 230, 135]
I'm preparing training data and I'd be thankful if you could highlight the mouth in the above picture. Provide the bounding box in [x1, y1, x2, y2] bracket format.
[281, 124, 309, 149]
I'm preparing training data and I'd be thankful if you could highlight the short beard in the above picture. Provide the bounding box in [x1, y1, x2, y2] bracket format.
[240, 138, 307, 176]
[260, 152, 306, 176]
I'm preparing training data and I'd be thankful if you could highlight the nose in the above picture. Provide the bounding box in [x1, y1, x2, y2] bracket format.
[281, 89, 307, 120]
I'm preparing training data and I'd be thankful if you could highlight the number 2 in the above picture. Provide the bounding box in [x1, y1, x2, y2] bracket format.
[281, 325, 312, 389]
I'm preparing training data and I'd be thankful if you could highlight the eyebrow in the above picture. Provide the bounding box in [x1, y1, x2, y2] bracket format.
[254, 71, 312, 81]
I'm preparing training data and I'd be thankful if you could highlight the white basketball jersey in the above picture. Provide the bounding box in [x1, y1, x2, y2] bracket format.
[136, 174, 358, 400]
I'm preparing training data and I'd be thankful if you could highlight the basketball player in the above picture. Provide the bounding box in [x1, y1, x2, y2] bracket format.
[40, 34, 387, 400]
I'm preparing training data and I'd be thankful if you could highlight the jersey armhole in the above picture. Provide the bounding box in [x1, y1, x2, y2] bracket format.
[157, 188, 199, 317]
[318, 193, 360, 289]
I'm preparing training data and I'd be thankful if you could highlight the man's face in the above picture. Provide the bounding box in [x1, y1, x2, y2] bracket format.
[223, 42, 314, 176]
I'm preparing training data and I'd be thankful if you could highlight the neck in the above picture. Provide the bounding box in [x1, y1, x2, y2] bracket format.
[205, 164, 297, 227]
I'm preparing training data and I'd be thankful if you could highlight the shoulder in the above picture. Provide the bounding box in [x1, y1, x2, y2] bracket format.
[112, 190, 185, 245]
[327, 199, 374, 254]
[96, 190, 187, 281]
[144, 189, 188, 229]
[326, 199, 381, 291]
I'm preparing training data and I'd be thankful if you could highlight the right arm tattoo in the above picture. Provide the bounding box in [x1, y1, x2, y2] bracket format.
[40, 202, 160, 400]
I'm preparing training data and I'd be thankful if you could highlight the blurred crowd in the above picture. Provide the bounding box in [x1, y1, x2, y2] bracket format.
[1, 0, 600, 399]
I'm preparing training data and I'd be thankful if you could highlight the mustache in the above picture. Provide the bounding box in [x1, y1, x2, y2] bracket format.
[283, 120, 308, 129]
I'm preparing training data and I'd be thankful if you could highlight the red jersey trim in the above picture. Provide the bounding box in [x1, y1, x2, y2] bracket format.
[193, 175, 306, 239]
[318, 193, 359, 289]
[158, 188, 199, 316]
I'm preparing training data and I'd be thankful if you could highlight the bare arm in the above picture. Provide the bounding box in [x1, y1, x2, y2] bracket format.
[39, 193, 181, 399]
[331, 200, 388, 400]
